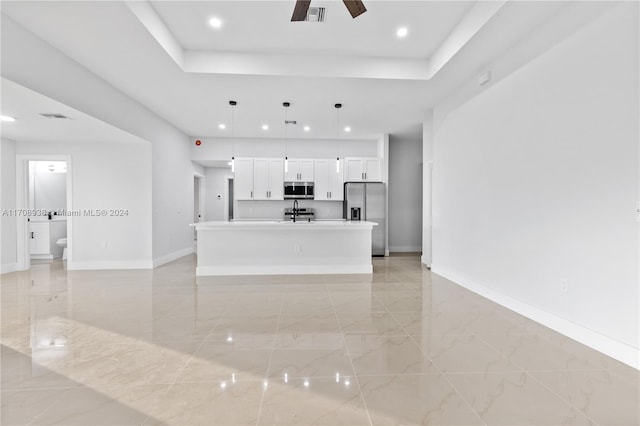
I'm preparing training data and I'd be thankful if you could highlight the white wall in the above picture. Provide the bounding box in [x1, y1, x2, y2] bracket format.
[2, 15, 193, 267]
[1, 138, 18, 273]
[192, 137, 379, 161]
[389, 128, 423, 252]
[204, 167, 230, 221]
[16, 141, 153, 269]
[432, 3, 639, 367]
[422, 113, 434, 266]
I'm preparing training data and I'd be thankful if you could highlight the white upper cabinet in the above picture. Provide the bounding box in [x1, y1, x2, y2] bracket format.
[233, 158, 254, 200]
[314, 159, 344, 201]
[285, 159, 314, 182]
[253, 158, 284, 200]
[344, 157, 383, 182]
[363, 158, 383, 181]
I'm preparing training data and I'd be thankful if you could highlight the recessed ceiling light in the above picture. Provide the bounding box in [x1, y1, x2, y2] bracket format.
[209, 17, 223, 29]
[303, 126, 310, 132]
[344, 126, 351, 132]
[219, 123, 226, 129]
[0, 115, 16, 122]
[262, 124, 269, 130]
[396, 27, 408, 38]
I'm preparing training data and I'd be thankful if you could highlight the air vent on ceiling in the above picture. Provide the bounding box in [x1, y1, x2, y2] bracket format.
[305, 7, 326, 22]
[285, 120, 297, 125]
[40, 113, 69, 119]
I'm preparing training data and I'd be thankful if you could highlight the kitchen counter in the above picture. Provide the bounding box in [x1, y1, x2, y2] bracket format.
[192, 220, 376, 276]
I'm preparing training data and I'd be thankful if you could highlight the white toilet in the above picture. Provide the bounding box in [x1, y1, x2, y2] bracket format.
[56, 237, 67, 260]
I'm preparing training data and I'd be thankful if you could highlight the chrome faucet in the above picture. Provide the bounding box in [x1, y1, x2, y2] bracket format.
[292, 200, 299, 222]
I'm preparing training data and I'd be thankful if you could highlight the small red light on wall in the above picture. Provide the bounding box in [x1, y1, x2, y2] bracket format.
[195, 140, 202, 146]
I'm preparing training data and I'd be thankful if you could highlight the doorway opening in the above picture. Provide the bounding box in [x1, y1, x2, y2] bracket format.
[16, 155, 72, 271]
[225, 177, 234, 221]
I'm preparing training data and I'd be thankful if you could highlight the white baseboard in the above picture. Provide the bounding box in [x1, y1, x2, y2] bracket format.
[431, 264, 639, 370]
[31, 254, 53, 261]
[389, 246, 421, 253]
[1, 262, 18, 275]
[197, 264, 372, 277]
[153, 246, 194, 268]
[68, 260, 154, 270]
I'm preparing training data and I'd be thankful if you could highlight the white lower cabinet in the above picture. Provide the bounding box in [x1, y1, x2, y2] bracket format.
[29, 222, 51, 258]
[314, 159, 344, 201]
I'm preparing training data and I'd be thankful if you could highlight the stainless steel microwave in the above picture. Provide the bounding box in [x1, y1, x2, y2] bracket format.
[283, 181, 314, 199]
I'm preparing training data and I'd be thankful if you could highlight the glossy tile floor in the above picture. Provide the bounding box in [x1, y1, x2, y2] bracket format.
[1, 255, 638, 425]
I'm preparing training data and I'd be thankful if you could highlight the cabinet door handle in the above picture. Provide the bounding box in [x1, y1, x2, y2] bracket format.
[251, 191, 253, 198]
[31, 232, 34, 239]
[329, 191, 332, 198]
[365, 172, 367, 180]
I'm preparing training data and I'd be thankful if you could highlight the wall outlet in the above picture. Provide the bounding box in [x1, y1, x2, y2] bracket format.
[560, 280, 569, 293]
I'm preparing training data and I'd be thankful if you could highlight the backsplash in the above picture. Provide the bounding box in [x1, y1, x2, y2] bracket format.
[236, 200, 343, 220]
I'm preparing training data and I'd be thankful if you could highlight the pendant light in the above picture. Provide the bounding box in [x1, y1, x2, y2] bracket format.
[335, 103, 342, 173]
[229, 100, 237, 172]
[283, 102, 290, 173]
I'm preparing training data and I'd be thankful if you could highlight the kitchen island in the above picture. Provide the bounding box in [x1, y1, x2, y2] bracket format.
[192, 220, 377, 276]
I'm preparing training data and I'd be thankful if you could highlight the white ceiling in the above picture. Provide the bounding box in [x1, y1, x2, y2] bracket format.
[0, 1, 582, 141]
[150, 1, 474, 59]
[0, 78, 146, 144]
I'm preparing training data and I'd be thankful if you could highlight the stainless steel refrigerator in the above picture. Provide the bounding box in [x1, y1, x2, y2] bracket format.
[343, 182, 386, 256]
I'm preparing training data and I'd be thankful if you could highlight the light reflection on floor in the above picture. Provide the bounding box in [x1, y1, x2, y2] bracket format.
[1, 255, 638, 425]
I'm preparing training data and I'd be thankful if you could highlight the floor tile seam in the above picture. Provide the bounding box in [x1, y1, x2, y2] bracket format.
[522, 368, 602, 426]
[1, 385, 86, 393]
[263, 373, 356, 380]
[162, 302, 230, 396]
[473, 333, 533, 369]
[172, 377, 269, 385]
[403, 331, 488, 426]
[327, 283, 373, 426]
[255, 293, 286, 426]
[471, 333, 618, 374]
[21, 386, 80, 426]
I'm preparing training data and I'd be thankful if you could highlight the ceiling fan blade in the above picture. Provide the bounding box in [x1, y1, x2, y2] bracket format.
[291, 0, 311, 21]
[343, 0, 367, 18]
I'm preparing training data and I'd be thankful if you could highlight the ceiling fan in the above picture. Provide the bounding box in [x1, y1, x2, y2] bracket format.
[291, 0, 367, 21]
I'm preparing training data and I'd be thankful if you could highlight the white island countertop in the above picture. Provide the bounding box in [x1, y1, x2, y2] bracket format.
[192, 220, 376, 276]
[193, 220, 376, 230]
